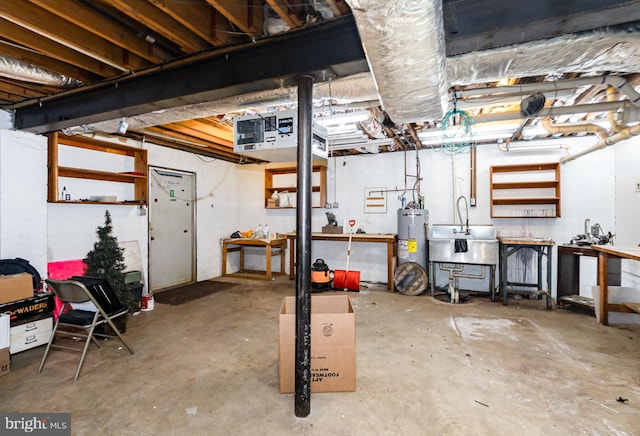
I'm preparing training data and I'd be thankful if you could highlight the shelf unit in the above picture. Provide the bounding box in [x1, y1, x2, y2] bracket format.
[47, 132, 148, 205]
[490, 162, 561, 218]
[264, 161, 326, 208]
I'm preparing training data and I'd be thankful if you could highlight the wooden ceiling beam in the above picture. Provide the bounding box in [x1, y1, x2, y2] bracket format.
[145, 125, 234, 151]
[0, 18, 120, 79]
[156, 122, 234, 147]
[149, 0, 235, 47]
[176, 119, 234, 142]
[0, 40, 103, 84]
[1, 77, 62, 94]
[0, 79, 48, 99]
[101, 0, 212, 54]
[204, 0, 264, 38]
[27, 0, 173, 64]
[265, 0, 302, 29]
[0, 0, 150, 71]
[0, 90, 26, 103]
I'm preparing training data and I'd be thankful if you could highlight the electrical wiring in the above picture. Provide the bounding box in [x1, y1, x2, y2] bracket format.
[439, 108, 476, 155]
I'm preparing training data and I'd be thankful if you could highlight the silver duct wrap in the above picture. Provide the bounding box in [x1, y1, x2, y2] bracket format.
[346, 0, 448, 123]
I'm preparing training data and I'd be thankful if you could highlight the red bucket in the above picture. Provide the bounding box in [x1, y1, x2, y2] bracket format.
[333, 269, 360, 291]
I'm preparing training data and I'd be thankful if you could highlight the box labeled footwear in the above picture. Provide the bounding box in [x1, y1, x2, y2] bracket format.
[278, 295, 355, 393]
[0, 273, 33, 304]
[0, 294, 55, 325]
[0, 347, 9, 377]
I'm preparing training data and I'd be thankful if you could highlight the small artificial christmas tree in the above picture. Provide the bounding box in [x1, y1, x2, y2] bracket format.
[84, 210, 134, 310]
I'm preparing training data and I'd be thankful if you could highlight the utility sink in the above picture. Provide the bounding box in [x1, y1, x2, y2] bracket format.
[428, 224, 498, 265]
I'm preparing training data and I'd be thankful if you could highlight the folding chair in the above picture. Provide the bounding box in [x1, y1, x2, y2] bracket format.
[39, 278, 134, 382]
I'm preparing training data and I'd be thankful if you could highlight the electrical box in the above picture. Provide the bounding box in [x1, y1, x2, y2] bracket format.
[233, 109, 328, 162]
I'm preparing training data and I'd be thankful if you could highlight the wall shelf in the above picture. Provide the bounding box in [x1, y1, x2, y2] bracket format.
[490, 162, 561, 218]
[264, 161, 326, 209]
[47, 133, 148, 205]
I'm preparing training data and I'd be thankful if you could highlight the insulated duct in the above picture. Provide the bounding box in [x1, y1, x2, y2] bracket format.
[448, 31, 640, 86]
[64, 27, 640, 138]
[346, 0, 448, 123]
[0, 54, 80, 88]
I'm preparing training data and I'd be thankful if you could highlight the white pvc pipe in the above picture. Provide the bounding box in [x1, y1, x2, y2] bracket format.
[560, 123, 640, 163]
[458, 75, 640, 106]
[472, 101, 627, 124]
[541, 118, 608, 141]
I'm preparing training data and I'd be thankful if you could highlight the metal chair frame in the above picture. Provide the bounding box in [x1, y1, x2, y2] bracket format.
[39, 278, 134, 382]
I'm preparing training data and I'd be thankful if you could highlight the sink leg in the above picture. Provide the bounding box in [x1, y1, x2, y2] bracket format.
[449, 274, 459, 303]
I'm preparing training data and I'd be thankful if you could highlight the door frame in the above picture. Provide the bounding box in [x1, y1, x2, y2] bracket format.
[147, 165, 197, 292]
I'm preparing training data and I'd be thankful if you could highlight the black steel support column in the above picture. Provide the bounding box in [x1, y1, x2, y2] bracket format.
[294, 75, 313, 417]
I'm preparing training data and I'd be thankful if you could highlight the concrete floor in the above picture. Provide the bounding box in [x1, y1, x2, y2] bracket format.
[2, 276, 639, 435]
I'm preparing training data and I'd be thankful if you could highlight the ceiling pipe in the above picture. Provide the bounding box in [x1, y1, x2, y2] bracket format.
[458, 75, 640, 106]
[606, 86, 623, 132]
[471, 101, 628, 124]
[541, 118, 608, 141]
[559, 122, 640, 163]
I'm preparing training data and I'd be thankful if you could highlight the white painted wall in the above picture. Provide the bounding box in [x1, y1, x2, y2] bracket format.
[47, 136, 243, 289]
[1, 125, 637, 300]
[0, 129, 47, 281]
[236, 136, 629, 297]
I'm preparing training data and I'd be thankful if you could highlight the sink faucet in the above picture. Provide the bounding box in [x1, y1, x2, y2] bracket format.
[456, 195, 470, 235]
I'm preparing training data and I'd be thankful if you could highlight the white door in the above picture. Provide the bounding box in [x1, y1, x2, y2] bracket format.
[148, 167, 195, 291]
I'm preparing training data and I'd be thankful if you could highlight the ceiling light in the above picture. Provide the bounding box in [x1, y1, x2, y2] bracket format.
[315, 111, 371, 126]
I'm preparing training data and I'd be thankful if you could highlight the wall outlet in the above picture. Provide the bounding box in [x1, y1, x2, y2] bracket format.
[325, 203, 332, 209]
[635, 180, 640, 192]
[332, 202, 339, 208]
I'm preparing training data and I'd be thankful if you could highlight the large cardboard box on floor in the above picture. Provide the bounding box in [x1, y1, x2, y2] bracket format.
[278, 295, 355, 393]
[0, 272, 33, 304]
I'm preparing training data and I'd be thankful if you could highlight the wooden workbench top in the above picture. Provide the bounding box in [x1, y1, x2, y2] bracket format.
[592, 245, 640, 261]
[497, 236, 555, 246]
[284, 232, 397, 241]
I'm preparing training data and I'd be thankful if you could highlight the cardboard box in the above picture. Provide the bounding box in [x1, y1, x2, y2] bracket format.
[322, 225, 343, 234]
[0, 272, 33, 304]
[0, 294, 55, 325]
[278, 295, 355, 393]
[0, 347, 9, 377]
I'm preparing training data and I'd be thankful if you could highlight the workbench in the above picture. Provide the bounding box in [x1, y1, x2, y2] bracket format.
[221, 237, 287, 281]
[498, 237, 555, 308]
[557, 244, 621, 310]
[285, 232, 398, 291]
[592, 245, 640, 325]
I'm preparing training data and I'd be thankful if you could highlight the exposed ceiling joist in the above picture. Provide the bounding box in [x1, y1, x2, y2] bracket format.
[99, 0, 212, 53]
[148, 0, 236, 47]
[0, 19, 120, 80]
[12, 16, 367, 134]
[204, 0, 264, 38]
[0, 0, 149, 71]
[28, 0, 173, 64]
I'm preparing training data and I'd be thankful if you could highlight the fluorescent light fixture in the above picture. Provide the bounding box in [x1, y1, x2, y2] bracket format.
[315, 111, 371, 126]
[329, 138, 394, 151]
